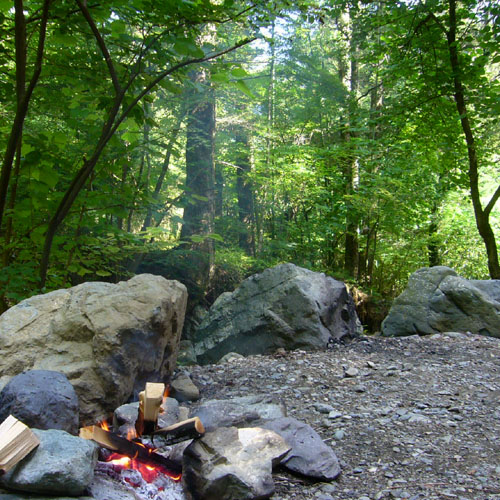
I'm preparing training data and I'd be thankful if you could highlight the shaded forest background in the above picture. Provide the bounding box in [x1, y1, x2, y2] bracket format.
[0, 0, 499, 328]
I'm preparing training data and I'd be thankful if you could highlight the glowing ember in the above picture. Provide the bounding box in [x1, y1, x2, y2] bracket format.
[126, 426, 137, 440]
[106, 451, 181, 484]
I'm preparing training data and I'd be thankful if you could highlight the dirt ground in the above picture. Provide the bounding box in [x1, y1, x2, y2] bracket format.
[187, 332, 500, 500]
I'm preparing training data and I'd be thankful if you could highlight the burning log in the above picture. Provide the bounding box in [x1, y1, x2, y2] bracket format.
[136, 382, 165, 436]
[79, 425, 181, 477]
[0, 415, 40, 473]
[153, 417, 205, 446]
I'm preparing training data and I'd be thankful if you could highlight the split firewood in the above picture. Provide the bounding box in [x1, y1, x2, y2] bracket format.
[136, 382, 165, 436]
[0, 415, 40, 473]
[79, 424, 181, 476]
[153, 417, 205, 446]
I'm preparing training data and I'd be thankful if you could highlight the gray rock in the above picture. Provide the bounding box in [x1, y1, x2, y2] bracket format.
[382, 266, 500, 338]
[0, 274, 187, 423]
[344, 367, 359, 378]
[218, 352, 245, 363]
[0, 370, 79, 434]
[190, 395, 287, 432]
[171, 373, 200, 402]
[193, 264, 361, 364]
[0, 429, 97, 496]
[260, 417, 341, 481]
[177, 340, 198, 366]
[0, 495, 93, 500]
[182, 426, 290, 500]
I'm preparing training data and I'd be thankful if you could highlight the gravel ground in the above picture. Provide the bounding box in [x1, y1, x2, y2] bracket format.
[186, 333, 500, 500]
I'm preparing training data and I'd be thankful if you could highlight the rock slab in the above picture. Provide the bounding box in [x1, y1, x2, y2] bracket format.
[182, 426, 291, 500]
[0, 429, 97, 496]
[382, 266, 500, 337]
[0, 274, 188, 423]
[260, 417, 341, 481]
[191, 395, 287, 432]
[0, 370, 79, 435]
[193, 263, 361, 364]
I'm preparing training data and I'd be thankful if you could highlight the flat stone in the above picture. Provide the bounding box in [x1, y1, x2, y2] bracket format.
[260, 417, 341, 481]
[345, 367, 359, 378]
[218, 352, 245, 363]
[191, 394, 286, 432]
[0, 429, 98, 496]
[183, 426, 290, 500]
[328, 411, 343, 419]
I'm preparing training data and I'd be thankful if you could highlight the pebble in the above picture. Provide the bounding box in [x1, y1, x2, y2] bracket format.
[328, 410, 342, 419]
[345, 367, 360, 378]
[314, 403, 335, 414]
[334, 429, 346, 440]
[186, 335, 500, 500]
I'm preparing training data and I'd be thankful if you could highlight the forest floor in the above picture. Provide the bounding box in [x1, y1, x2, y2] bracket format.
[187, 332, 500, 500]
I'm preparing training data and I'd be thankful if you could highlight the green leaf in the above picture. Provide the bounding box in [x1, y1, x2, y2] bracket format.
[173, 39, 204, 58]
[208, 233, 224, 242]
[96, 270, 112, 277]
[233, 80, 255, 99]
[0, 0, 11, 13]
[212, 73, 230, 83]
[111, 20, 127, 35]
[231, 67, 248, 78]
[39, 169, 59, 189]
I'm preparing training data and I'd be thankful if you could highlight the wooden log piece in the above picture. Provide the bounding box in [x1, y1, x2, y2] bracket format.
[0, 415, 40, 473]
[153, 417, 205, 446]
[79, 425, 182, 477]
[136, 382, 165, 436]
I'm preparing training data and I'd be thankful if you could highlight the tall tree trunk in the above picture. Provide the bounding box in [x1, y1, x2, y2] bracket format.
[445, 0, 500, 278]
[234, 126, 255, 256]
[338, 2, 360, 278]
[180, 69, 216, 292]
[266, 21, 276, 241]
[0, 0, 50, 232]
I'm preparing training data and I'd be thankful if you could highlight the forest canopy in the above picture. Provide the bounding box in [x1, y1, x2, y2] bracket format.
[0, 0, 499, 318]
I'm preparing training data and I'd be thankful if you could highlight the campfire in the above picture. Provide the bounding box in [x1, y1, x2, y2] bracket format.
[79, 382, 204, 496]
[0, 379, 338, 500]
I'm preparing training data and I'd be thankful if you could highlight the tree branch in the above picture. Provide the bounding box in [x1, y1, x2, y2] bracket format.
[75, 0, 122, 94]
[108, 36, 257, 143]
[484, 184, 500, 218]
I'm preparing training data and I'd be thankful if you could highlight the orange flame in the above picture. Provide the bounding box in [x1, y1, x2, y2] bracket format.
[160, 386, 170, 411]
[106, 452, 181, 483]
[99, 419, 110, 431]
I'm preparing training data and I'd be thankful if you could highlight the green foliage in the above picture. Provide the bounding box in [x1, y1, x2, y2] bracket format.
[0, 0, 498, 316]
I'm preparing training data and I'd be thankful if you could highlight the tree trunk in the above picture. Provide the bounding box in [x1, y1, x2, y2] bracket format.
[0, 0, 49, 232]
[445, 0, 500, 278]
[180, 69, 216, 292]
[234, 127, 255, 256]
[339, 2, 360, 279]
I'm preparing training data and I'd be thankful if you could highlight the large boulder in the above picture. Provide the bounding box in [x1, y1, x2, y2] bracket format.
[382, 266, 500, 337]
[192, 263, 361, 364]
[0, 274, 187, 424]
